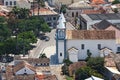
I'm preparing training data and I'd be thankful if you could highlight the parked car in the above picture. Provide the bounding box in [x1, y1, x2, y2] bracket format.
[40, 36, 46, 40]
[45, 36, 50, 41]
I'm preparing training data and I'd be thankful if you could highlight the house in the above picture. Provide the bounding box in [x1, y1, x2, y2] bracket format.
[13, 61, 36, 75]
[1, 57, 55, 80]
[52, 0, 80, 5]
[31, 7, 59, 28]
[16, 0, 32, 9]
[66, 1, 93, 18]
[68, 61, 86, 76]
[4, 0, 32, 9]
[104, 53, 120, 80]
[79, 13, 120, 30]
[14, 56, 50, 67]
[56, 14, 117, 63]
[4, 0, 17, 7]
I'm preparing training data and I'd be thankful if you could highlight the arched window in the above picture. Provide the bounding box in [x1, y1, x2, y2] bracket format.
[10, 1, 12, 5]
[76, 12, 78, 17]
[59, 30, 64, 38]
[72, 12, 74, 17]
[60, 53, 62, 56]
[6, 1, 8, 5]
[14, 1, 16, 5]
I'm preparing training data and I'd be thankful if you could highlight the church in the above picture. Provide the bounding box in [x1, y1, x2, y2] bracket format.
[56, 13, 117, 63]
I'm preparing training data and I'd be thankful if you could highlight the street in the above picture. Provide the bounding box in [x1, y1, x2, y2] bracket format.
[29, 29, 56, 58]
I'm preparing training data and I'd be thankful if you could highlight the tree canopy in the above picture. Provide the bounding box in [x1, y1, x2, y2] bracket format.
[75, 66, 103, 80]
[0, 7, 51, 56]
[87, 57, 104, 72]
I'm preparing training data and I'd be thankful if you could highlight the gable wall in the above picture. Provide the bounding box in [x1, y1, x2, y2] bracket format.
[105, 26, 120, 39]
[15, 67, 35, 75]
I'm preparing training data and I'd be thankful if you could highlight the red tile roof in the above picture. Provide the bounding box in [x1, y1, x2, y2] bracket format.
[66, 30, 115, 40]
[91, 0, 106, 5]
[14, 61, 36, 73]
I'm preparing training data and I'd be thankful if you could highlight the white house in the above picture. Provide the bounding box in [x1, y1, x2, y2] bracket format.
[4, 0, 17, 7]
[4, 0, 32, 9]
[56, 13, 117, 63]
[14, 61, 35, 75]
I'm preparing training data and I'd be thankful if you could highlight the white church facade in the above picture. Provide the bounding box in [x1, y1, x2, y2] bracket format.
[56, 13, 117, 63]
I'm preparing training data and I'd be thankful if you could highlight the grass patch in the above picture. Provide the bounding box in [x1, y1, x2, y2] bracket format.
[66, 76, 74, 80]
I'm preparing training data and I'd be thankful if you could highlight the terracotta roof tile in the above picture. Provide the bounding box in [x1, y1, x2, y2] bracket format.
[66, 30, 115, 40]
[35, 75, 57, 80]
[15, 58, 50, 65]
[31, 8, 58, 15]
[14, 61, 36, 73]
[91, 0, 106, 4]
[82, 9, 102, 14]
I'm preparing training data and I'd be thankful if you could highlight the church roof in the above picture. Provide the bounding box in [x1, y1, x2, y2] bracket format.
[59, 13, 66, 23]
[57, 19, 65, 29]
[66, 30, 115, 40]
[57, 13, 66, 29]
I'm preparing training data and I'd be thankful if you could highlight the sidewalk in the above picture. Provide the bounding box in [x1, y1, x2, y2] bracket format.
[42, 45, 56, 58]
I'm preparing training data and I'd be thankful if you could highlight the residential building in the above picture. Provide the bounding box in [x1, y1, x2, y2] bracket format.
[104, 53, 120, 80]
[56, 13, 117, 63]
[31, 7, 59, 28]
[52, 0, 80, 6]
[92, 20, 120, 44]
[79, 13, 120, 30]
[14, 56, 50, 67]
[4, 0, 32, 9]
[66, 1, 93, 18]
[16, 0, 32, 9]
[4, 0, 17, 7]
[1, 57, 56, 80]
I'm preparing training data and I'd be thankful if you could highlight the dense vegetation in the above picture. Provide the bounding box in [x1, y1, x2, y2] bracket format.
[0, 7, 51, 56]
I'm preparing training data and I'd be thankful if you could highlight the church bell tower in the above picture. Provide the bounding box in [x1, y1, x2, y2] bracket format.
[56, 13, 66, 63]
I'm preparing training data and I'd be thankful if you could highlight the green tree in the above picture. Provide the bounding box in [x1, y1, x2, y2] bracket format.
[61, 59, 73, 75]
[113, 8, 118, 13]
[86, 49, 92, 61]
[0, 24, 11, 42]
[75, 66, 103, 80]
[60, 5, 67, 14]
[87, 57, 105, 72]
[39, 53, 47, 58]
[112, 0, 120, 4]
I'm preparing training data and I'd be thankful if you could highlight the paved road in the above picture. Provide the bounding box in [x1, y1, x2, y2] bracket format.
[29, 29, 56, 58]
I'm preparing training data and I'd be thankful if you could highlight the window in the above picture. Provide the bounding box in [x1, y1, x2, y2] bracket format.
[60, 53, 62, 56]
[81, 44, 84, 49]
[6, 1, 8, 5]
[76, 12, 78, 17]
[98, 44, 101, 49]
[14, 1, 16, 5]
[117, 47, 120, 52]
[53, 17, 56, 20]
[72, 12, 74, 17]
[10, 1, 12, 5]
